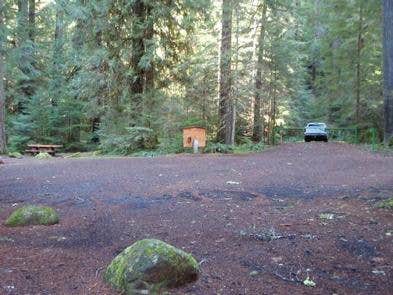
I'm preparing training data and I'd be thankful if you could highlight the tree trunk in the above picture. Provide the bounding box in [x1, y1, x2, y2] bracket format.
[218, 0, 234, 145]
[72, 0, 85, 50]
[143, 5, 154, 128]
[51, 1, 64, 103]
[130, 0, 146, 124]
[17, 0, 29, 42]
[355, 3, 363, 126]
[144, 5, 154, 92]
[252, 2, 267, 142]
[16, 0, 31, 112]
[28, 0, 35, 42]
[383, 0, 393, 144]
[270, 61, 277, 145]
[54, 3, 64, 54]
[69, 0, 87, 144]
[0, 0, 6, 153]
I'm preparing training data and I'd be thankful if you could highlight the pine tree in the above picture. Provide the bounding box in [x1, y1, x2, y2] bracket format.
[383, 0, 393, 144]
[0, 0, 6, 153]
[252, 1, 267, 142]
[218, 0, 235, 145]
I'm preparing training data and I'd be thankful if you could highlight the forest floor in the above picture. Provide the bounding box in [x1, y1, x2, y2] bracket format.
[0, 142, 392, 295]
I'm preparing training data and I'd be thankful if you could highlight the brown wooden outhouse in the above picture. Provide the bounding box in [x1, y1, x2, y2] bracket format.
[183, 127, 206, 148]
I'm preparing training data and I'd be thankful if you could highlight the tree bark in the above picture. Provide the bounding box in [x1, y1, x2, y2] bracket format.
[69, 0, 87, 144]
[252, 2, 267, 142]
[143, 5, 155, 129]
[270, 61, 277, 145]
[51, 1, 64, 103]
[355, 3, 363, 126]
[218, 0, 234, 145]
[28, 0, 35, 42]
[383, 0, 393, 144]
[130, 0, 146, 125]
[144, 4, 154, 92]
[17, 0, 28, 42]
[16, 0, 32, 112]
[72, 0, 85, 50]
[0, 0, 6, 153]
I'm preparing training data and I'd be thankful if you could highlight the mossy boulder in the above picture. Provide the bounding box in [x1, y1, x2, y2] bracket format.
[5, 205, 59, 227]
[35, 152, 52, 159]
[104, 239, 199, 294]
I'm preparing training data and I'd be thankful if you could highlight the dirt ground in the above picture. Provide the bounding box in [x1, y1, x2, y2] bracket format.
[0, 143, 392, 295]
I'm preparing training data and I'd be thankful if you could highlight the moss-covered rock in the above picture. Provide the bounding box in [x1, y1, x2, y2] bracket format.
[8, 152, 23, 159]
[5, 205, 59, 227]
[104, 239, 199, 294]
[35, 152, 52, 159]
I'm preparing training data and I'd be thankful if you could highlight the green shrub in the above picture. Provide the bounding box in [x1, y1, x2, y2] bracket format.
[204, 142, 234, 154]
[131, 150, 163, 157]
[234, 141, 265, 153]
[158, 133, 184, 154]
[377, 198, 393, 209]
[8, 151, 23, 158]
[99, 126, 157, 155]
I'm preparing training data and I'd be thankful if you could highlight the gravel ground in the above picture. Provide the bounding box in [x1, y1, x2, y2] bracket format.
[0, 142, 392, 294]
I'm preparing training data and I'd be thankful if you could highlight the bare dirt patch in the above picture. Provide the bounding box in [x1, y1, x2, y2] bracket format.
[0, 143, 392, 294]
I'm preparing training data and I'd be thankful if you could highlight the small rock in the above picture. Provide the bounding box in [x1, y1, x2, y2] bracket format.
[226, 181, 240, 185]
[0, 236, 15, 243]
[249, 271, 259, 277]
[4, 285, 15, 292]
[48, 236, 67, 242]
[371, 257, 384, 263]
[271, 256, 283, 263]
[372, 270, 386, 276]
[0, 268, 13, 274]
[239, 230, 247, 236]
[303, 277, 316, 287]
[319, 213, 334, 220]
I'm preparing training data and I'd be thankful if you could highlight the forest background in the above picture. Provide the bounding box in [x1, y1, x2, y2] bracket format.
[0, 0, 391, 155]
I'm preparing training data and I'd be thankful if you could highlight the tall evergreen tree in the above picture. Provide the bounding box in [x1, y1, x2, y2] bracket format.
[252, 1, 267, 142]
[383, 0, 393, 144]
[0, 0, 6, 153]
[218, 0, 235, 145]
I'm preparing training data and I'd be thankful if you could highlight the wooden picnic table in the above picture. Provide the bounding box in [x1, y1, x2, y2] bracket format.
[25, 144, 63, 156]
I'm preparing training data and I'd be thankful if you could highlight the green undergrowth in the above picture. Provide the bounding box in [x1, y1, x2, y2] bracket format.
[361, 144, 393, 155]
[8, 151, 23, 158]
[377, 198, 393, 210]
[59, 137, 268, 158]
